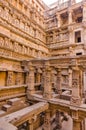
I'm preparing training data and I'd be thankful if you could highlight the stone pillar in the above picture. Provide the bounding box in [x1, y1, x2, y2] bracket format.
[57, 14, 62, 28]
[55, 110, 62, 129]
[71, 107, 83, 130]
[69, 27, 74, 45]
[71, 67, 81, 106]
[15, 72, 22, 85]
[43, 110, 51, 130]
[83, 71, 86, 92]
[79, 70, 83, 98]
[56, 68, 62, 94]
[43, 66, 52, 99]
[37, 73, 40, 83]
[82, 119, 85, 130]
[41, 68, 45, 93]
[69, 69, 72, 88]
[51, 68, 57, 92]
[68, 10, 73, 24]
[7, 71, 14, 86]
[83, 4, 86, 22]
[53, 31, 56, 43]
[73, 119, 82, 130]
[28, 120, 33, 130]
[27, 63, 35, 95]
[26, 71, 29, 84]
[36, 68, 42, 83]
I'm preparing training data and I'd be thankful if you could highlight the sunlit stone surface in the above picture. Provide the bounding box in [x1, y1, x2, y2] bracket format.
[0, 0, 86, 130]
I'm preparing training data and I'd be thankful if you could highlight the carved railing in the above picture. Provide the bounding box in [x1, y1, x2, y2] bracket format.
[58, 1, 70, 11]
[48, 41, 69, 49]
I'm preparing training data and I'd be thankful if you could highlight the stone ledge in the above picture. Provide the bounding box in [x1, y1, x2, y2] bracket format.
[0, 120, 17, 130]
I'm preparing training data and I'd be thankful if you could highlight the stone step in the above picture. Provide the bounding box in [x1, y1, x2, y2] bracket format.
[7, 98, 21, 106]
[2, 104, 11, 112]
[1, 98, 27, 113]
[0, 110, 6, 116]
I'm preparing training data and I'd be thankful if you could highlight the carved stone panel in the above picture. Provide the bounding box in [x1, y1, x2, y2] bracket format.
[7, 71, 14, 86]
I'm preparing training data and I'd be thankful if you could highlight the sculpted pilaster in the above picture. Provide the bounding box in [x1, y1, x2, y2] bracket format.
[36, 68, 42, 83]
[73, 119, 82, 130]
[0, 6, 4, 18]
[43, 62, 52, 99]
[70, 66, 81, 106]
[7, 71, 14, 86]
[15, 72, 23, 85]
[4, 38, 10, 48]
[57, 14, 62, 28]
[83, 4, 86, 22]
[4, 7, 9, 20]
[56, 68, 62, 94]
[55, 110, 62, 129]
[43, 110, 51, 130]
[0, 37, 4, 47]
[27, 62, 35, 95]
[68, 69, 72, 88]
[70, 107, 83, 130]
[14, 42, 19, 52]
[70, 107, 85, 130]
[68, 26, 74, 44]
[28, 119, 33, 130]
[68, 10, 73, 24]
[51, 68, 57, 92]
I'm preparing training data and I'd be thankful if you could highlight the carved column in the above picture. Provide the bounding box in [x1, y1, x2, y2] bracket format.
[73, 119, 82, 130]
[27, 63, 35, 95]
[68, 10, 73, 24]
[83, 71, 86, 92]
[71, 67, 81, 106]
[56, 68, 62, 94]
[6, 71, 14, 86]
[79, 69, 83, 98]
[51, 68, 57, 92]
[15, 72, 22, 85]
[43, 110, 51, 130]
[53, 31, 56, 43]
[71, 107, 83, 130]
[43, 63, 52, 99]
[83, 4, 86, 22]
[36, 68, 42, 83]
[55, 110, 62, 129]
[37, 73, 40, 83]
[68, 27, 74, 45]
[57, 14, 62, 28]
[68, 69, 72, 88]
[25, 72, 29, 84]
[28, 120, 33, 130]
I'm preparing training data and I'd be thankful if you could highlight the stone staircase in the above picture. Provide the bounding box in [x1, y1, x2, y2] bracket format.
[0, 98, 27, 117]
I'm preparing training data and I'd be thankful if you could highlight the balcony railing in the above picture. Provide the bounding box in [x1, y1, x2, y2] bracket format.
[58, 1, 70, 11]
[48, 41, 69, 49]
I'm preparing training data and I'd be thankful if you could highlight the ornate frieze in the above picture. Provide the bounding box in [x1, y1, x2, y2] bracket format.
[0, 0, 48, 59]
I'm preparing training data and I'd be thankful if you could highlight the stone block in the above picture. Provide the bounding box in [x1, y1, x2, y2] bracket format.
[7, 98, 21, 106]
